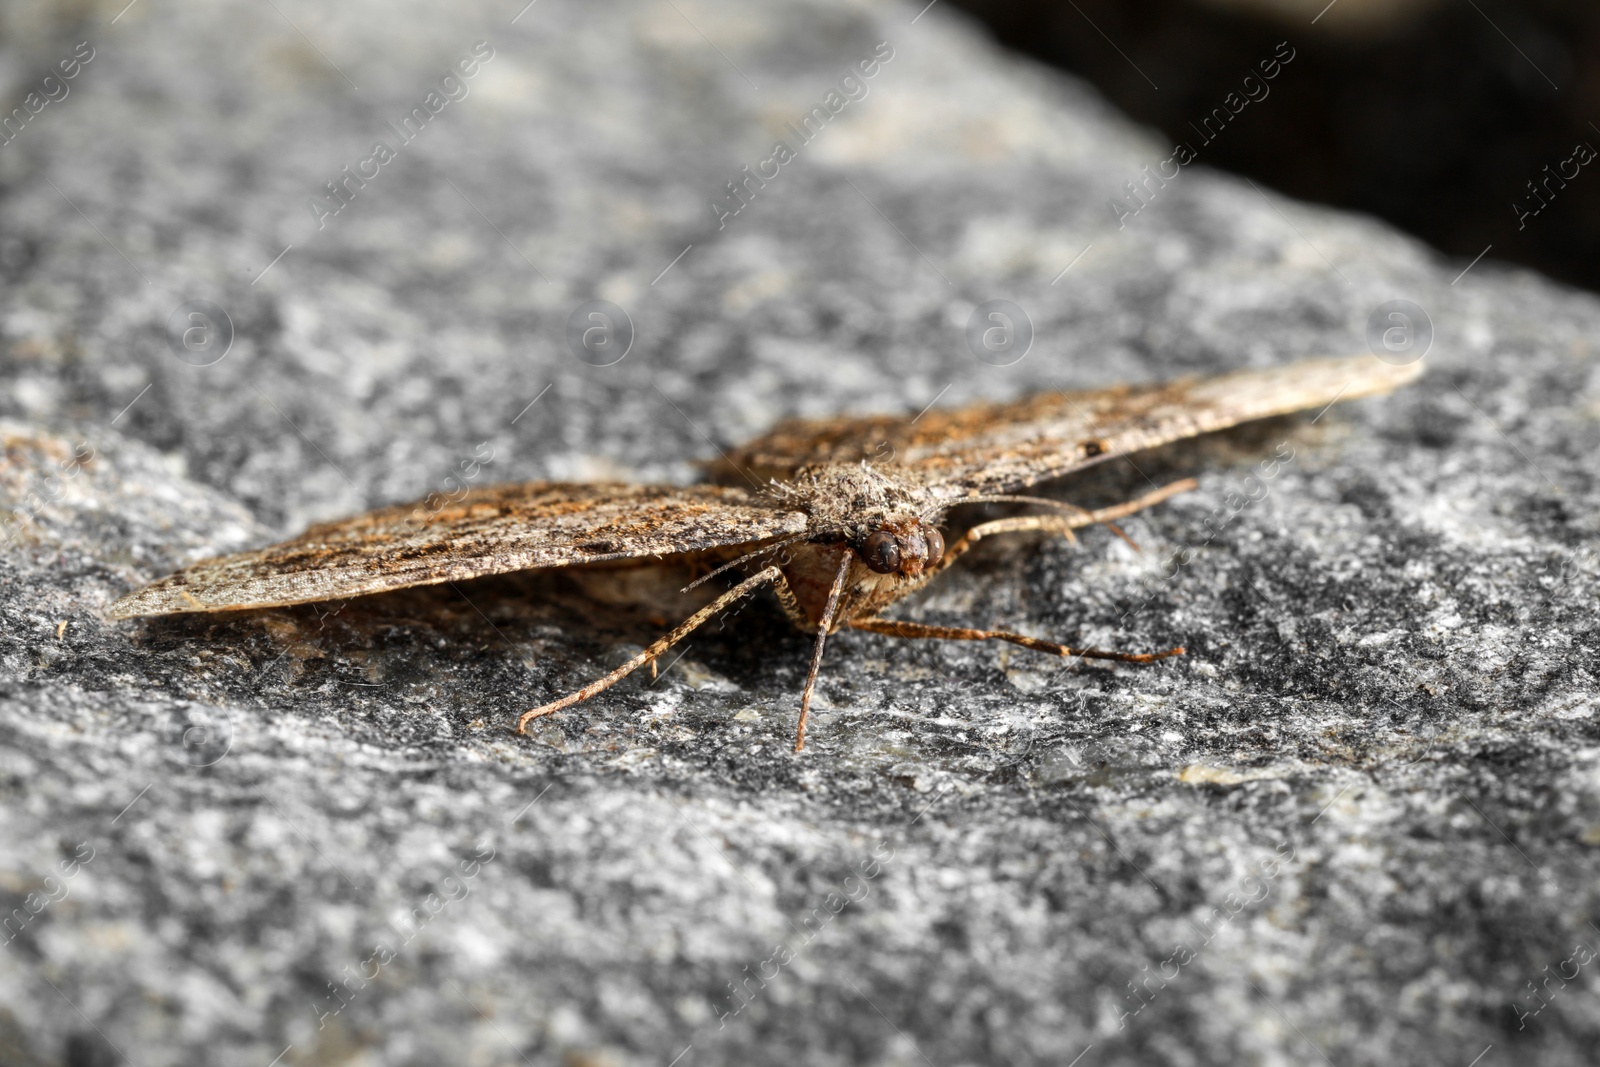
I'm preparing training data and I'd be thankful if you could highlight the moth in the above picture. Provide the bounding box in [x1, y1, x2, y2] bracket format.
[110, 355, 1421, 750]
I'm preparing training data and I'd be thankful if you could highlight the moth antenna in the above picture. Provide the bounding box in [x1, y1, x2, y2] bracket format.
[682, 533, 807, 593]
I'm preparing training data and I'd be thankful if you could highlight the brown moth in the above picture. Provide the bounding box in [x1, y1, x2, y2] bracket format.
[109, 355, 1422, 750]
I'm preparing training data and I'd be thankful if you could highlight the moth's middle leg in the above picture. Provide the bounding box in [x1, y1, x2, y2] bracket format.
[516, 564, 782, 734]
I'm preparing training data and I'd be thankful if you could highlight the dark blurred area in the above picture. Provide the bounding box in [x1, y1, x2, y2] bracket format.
[950, 0, 1600, 291]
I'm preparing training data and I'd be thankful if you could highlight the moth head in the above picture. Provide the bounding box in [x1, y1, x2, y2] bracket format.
[856, 521, 945, 577]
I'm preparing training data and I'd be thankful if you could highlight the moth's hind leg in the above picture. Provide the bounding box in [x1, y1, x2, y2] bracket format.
[932, 477, 1198, 576]
[847, 617, 1184, 665]
[516, 564, 782, 734]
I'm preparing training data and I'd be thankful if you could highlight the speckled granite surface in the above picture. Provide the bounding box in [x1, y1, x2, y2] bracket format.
[1, 1, 1597, 1065]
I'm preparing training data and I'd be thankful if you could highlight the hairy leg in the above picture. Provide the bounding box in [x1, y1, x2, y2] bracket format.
[932, 477, 1198, 576]
[848, 617, 1184, 664]
[795, 552, 853, 753]
[518, 564, 783, 733]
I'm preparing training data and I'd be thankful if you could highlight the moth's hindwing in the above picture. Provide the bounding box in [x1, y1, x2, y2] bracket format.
[108, 482, 807, 617]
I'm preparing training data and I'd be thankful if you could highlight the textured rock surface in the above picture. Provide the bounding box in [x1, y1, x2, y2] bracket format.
[2, 1, 1598, 1065]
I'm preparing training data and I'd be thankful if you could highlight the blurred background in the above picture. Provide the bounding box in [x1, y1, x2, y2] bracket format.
[951, 0, 1600, 291]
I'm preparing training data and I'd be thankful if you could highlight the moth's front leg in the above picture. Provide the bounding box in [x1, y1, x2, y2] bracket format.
[516, 562, 837, 754]
[931, 477, 1198, 577]
[517, 564, 783, 734]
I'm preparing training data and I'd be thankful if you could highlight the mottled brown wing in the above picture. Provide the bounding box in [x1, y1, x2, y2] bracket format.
[108, 482, 807, 617]
[720, 355, 1422, 497]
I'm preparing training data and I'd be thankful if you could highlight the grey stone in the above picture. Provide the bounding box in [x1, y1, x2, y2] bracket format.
[1, 0, 1598, 1064]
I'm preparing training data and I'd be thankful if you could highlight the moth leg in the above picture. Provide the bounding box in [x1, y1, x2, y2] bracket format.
[931, 513, 1082, 577]
[794, 552, 853, 754]
[932, 477, 1198, 576]
[517, 564, 782, 734]
[847, 617, 1185, 664]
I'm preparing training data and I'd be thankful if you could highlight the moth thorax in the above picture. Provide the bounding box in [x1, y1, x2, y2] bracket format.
[857, 521, 944, 577]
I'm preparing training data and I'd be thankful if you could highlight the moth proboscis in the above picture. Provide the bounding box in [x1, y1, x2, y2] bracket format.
[109, 354, 1422, 751]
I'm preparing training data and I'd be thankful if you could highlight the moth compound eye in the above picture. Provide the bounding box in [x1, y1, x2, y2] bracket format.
[862, 530, 900, 574]
[923, 526, 944, 566]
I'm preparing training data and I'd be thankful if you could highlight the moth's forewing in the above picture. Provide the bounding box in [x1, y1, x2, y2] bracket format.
[112, 357, 1422, 619]
[108, 482, 806, 618]
[717, 355, 1423, 496]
